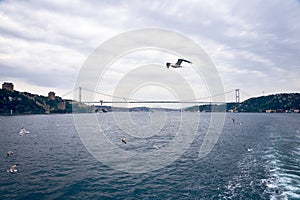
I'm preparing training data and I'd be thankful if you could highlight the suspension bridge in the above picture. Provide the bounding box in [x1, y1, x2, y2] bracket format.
[61, 87, 241, 106]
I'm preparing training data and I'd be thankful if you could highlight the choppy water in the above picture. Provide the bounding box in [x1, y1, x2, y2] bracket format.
[0, 113, 300, 199]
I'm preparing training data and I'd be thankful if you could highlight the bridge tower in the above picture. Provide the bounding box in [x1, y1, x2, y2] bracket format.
[79, 87, 82, 103]
[235, 89, 240, 103]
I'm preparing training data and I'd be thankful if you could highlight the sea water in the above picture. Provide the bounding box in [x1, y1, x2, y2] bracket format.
[0, 113, 299, 199]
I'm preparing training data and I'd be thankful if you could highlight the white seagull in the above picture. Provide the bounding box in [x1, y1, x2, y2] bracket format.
[7, 164, 18, 173]
[7, 151, 14, 156]
[166, 59, 192, 68]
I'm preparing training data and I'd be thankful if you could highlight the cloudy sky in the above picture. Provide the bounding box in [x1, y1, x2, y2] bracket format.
[0, 0, 300, 103]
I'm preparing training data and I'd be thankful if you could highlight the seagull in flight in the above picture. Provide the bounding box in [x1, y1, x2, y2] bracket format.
[121, 137, 127, 144]
[7, 151, 14, 156]
[7, 164, 18, 173]
[166, 59, 192, 68]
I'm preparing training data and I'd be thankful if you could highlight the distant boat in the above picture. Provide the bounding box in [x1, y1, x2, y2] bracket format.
[96, 108, 108, 113]
[101, 108, 108, 113]
[19, 128, 30, 135]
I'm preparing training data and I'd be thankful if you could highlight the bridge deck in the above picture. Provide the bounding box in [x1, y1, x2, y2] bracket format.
[81, 101, 228, 104]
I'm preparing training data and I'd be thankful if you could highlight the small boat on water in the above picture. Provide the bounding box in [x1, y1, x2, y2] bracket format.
[101, 108, 108, 113]
[19, 128, 30, 135]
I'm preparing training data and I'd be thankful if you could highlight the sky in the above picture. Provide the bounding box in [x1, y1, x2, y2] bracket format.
[0, 0, 300, 104]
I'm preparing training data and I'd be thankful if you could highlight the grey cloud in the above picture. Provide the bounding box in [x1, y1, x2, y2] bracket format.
[0, 0, 299, 99]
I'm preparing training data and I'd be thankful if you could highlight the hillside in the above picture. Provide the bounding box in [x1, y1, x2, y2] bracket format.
[0, 89, 45, 114]
[184, 93, 300, 113]
[235, 93, 300, 112]
[0, 89, 75, 114]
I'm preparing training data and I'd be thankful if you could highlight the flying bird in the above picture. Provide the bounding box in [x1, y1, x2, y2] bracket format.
[19, 127, 29, 135]
[7, 151, 14, 156]
[166, 59, 192, 68]
[121, 137, 127, 144]
[7, 164, 18, 173]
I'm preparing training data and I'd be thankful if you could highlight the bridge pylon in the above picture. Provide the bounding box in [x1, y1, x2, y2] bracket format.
[235, 89, 240, 103]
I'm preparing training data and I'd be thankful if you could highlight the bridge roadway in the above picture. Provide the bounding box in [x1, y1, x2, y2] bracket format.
[81, 100, 228, 104]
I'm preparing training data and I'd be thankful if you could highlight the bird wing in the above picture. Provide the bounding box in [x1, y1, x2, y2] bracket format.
[176, 59, 192, 65]
[175, 59, 183, 65]
[9, 164, 17, 171]
[181, 59, 192, 63]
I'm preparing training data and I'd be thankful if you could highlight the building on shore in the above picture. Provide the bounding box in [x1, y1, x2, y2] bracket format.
[2, 82, 14, 91]
[265, 109, 275, 113]
[57, 101, 66, 110]
[48, 91, 56, 100]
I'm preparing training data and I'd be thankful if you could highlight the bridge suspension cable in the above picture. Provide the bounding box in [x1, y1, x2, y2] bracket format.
[60, 87, 79, 98]
[73, 87, 239, 104]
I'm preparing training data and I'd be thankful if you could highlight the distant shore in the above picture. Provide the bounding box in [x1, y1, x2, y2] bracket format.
[1, 88, 299, 115]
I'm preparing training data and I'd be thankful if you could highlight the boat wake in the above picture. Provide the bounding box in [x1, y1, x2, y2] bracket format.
[262, 130, 300, 199]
